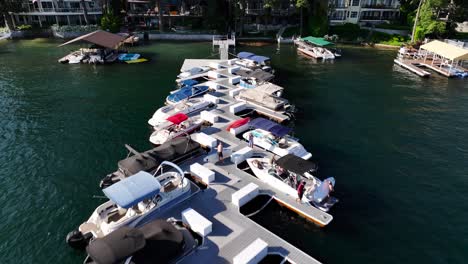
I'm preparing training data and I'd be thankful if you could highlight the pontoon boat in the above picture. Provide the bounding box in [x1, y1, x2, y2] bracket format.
[66, 162, 191, 248]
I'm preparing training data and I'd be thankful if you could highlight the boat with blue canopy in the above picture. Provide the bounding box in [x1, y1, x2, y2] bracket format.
[242, 118, 312, 160]
[66, 162, 192, 249]
[235, 52, 273, 72]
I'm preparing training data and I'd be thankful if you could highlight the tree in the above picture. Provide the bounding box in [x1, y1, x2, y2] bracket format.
[413, 0, 448, 41]
[411, 0, 425, 42]
[295, 0, 309, 36]
[80, 0, 89, 25]
[0, 0, 24, 29]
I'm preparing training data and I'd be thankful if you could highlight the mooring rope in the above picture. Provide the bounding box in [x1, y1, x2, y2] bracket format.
[244, 195, 275, 218]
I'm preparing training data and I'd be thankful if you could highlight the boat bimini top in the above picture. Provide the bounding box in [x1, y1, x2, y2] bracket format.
[249, 118, 291, 137]
[103, 171, 162, 209]
[275, 154, 318, 175]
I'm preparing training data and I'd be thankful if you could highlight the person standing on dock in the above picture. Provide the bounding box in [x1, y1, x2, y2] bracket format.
[248, 132, 254, 148]
[217, 141, 224, 163]
[296, 181, 306, 203]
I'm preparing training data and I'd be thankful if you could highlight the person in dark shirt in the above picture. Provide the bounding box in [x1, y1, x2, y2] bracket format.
[296, 181, 306, 203]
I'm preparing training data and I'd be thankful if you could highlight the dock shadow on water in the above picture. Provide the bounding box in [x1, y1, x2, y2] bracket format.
[240, 195, 328, 261]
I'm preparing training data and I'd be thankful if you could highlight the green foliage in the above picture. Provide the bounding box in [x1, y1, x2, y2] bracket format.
[415, 0, 447, 40]
[370, 31, 410, 46]
[307, 15, 328, 36]
[100, 12, 121, 33]
[282, 26, 300, 37]
[16, 24, 33, 31]
[375, 23, 411, 30]
[51, 24, 99, 33]
[0, 27, 9, 33]
[295, 0, 310, 8]
[329, 23, 368, 41]
[263, 0, 280, 8]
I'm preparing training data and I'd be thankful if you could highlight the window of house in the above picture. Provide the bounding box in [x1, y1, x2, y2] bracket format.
[352, 0, 360, 6]
[70, 2, 80, 9]
[41, 2, 53, 9]
[350, 11, 358, 18]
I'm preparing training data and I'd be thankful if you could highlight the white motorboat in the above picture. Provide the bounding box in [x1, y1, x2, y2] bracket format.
[66, 162, 191, 248]
[297, 45, 335, 60]
[246, 155, 338, 212]
[177, 66, 210, 79]
[242, 118, 312, 160]
[148, 98, 214, 127]
[149, 113, 203, 145]
[68, 54, 85, 64]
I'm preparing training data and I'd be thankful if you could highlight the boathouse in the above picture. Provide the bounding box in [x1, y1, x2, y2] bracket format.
[418, 40, 468, 77]
[58, 30, 127, 64]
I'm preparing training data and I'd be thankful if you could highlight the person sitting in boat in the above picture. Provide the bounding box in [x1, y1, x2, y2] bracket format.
[278, 138, 288, 148]
[253, 159, 264, 170]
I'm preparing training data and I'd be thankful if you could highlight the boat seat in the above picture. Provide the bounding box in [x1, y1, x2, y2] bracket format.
[163, 181, 177, 192]
[79, 222, 103, 238]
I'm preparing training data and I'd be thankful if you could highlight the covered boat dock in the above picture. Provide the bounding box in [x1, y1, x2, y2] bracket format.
[58, 30, 127, 64]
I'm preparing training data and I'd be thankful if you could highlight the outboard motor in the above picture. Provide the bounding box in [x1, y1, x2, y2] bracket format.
[66, 229, 92, 250]
[311, 177, 338, 212]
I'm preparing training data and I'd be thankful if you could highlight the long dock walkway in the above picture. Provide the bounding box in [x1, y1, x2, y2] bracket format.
[145, 58, 334, 263]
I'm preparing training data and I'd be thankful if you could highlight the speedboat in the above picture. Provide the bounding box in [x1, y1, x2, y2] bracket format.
[118, 53, 140, 62]
[83, 218, 202, 263]
[149, 113, 203, 145]
[246, 155, 338, 212]
[100, 137, 203, 188]
[236, 52, 273, 72]
[66, 162, 191, 249]
[295, 37, 337, 60]
[177, 66, 210, 79]
[166, 85, 210, 105]
[242, 118, 312, 160]
[68, 54, 85, 64]
[148, 97, 214, 127]
[297, 45, 335, 59]
[236, 86, 292, 114]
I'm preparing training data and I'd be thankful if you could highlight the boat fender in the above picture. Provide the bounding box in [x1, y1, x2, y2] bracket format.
[66, 229, 91, 250]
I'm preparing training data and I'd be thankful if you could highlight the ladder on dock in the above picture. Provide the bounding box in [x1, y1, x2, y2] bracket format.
[213, 32, 236, 60]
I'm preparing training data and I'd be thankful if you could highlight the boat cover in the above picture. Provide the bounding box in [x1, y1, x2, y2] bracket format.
[249, 55, 270, 64]
[167, 85, 209, 103]
[180, 79, 198, 87]
[255, 83, 284, 95]
[86, 220, 184, 264]
[117, 138, 200, 175]
[248, 69, 274, 82]
[167, 113, 188, 124]
[238, 88, 288, 111]
[249, 118, 291, 137]
[226, 117, 250, 131]
[237, 52, 255, 59]
[86, 226, 145, 264]
[276, 154, 319, 175]
[133, 220, 183, 263]
[103, 171, 161, 208]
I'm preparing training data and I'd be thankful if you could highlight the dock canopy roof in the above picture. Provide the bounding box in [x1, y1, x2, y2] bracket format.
[255, 82, 284, 95]
[58, 30, 126, 50]
[249, 117, 291, 137]
[237, 52, 255, 59]
[103, 171, 161, 208]
[276, 154, 318, 175]
[420, 40, 468, 61]
[302, 37, 333, 46]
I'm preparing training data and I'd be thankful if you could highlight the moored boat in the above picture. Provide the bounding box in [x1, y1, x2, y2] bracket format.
[66, 162, 191, 249]
[242, 118, 312, 160]
[149, 113, 203, 145]
[246, 155, 338, 212]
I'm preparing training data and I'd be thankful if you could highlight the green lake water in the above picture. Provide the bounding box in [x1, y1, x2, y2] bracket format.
[0, 39, 467, 263]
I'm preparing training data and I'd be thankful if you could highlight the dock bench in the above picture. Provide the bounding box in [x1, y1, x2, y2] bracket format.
[203, 93, 220, 104]
[233, 238, 268, 264]
[232, 183, 259, 207]
[190, 163, 215, 184]
[191, 132, 217, 148]
[229, 102, 247, 114]
[182, 208, 212, 237]
[231, 147, 253, 165]
[200, 110, 219, 124]
[229, 87, 245, 97]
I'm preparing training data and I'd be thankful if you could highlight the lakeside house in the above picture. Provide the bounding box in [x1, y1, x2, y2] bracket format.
[329, 0, 400, 25]
[6, 0, 401, 29]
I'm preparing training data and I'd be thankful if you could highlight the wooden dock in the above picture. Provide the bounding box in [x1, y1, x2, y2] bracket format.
[394, 58, 431, 77]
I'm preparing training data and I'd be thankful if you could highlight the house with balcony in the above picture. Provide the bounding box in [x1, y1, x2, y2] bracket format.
[9, 0, 102, 28]
[329, 0, 400, 25]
